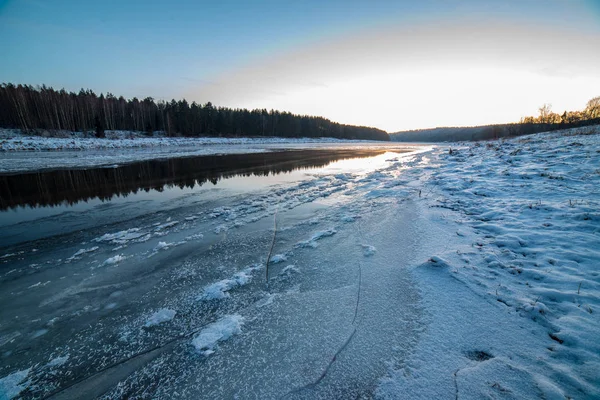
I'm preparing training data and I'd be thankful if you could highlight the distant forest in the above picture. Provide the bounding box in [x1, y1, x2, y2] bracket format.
[392, 97, 600, 142]
[0, 83, 390, 141]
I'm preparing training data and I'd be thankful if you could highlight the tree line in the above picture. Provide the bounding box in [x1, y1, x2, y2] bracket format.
[0, 83, 390, 141]
[521, 97, 600, 125]
[392, 96, 600, 142]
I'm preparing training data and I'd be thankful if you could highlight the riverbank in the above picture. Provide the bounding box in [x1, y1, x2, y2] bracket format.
[0, 129, 376, 152]
[378, 125, 600, 398]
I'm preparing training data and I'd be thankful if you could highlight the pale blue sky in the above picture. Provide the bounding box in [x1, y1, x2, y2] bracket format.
[1, 0, 599, 131]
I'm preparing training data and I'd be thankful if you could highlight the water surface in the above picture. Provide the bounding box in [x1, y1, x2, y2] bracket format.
[0, 147, 411, 247]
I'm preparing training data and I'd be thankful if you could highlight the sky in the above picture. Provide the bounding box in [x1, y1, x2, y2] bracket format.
[1, 0, 600, 132]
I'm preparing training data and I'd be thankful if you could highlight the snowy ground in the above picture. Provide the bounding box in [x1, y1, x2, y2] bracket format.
[0, 129, 404, 174]
[378, 124, 600, 399]
[0, 125, 598, 399]
[0, 129, 375, 151]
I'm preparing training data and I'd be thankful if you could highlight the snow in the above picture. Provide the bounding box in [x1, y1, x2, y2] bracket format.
[66, 246, 99, 262]
[340, 214, 358, 223]
[280, 265, 300, 276]
[155, 241, 169, 250]
[94, 228, 146, 244]
[295, 228, 337, 248]
[153, 241, 173, 251]
[198, 266, 259, 300]
[31, 329, 48, 338]
[191, 315, 244, 356]
[361, 244, 377, 257]
[0, 129, 367, 152]
[0, 368, 31, 400]
[213, 224, 228, 234]
[47, 354, 69, 367]
[269, 254, 287, 264]
[102, 254, 125, 266]
[154, 221, 179, 231]
[376, 125, 600, 398]
[144, 309, 176, 328]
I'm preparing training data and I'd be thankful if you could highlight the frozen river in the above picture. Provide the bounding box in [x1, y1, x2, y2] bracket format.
[0, 145, 431, 399]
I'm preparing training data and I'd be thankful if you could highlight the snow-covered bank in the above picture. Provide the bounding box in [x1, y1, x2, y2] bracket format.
[0, 129, 376, 152]
[0, 128, 412, 174]
[378, 125, 600, 398]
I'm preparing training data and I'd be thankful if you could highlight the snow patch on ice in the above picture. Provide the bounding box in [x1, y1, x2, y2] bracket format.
[155, 221, 178, 231]
[149, 240, 186, 255]
[0, 368, 31, 400]
[255, 293, 277, 308]
[185, 233, 204, 240]
[340, 214, 358, 223]
[102, 254, 125, 266]
[27, 281, 50, 289]
[280, 265, 300, 276]
[295, 228, 337, 248]
[269, 254, 287, 264]
[31, 329, 48, 338]
[214, 224, 228, 234]
[144, 309, 176, 328]
[66, 246, 99, 262]
[47, 354, 69, 367]
[94, 228, 146, 244]
[198, 266, 259, 301]
[191, 315, 244, 356]
[154, 241, 170, 251]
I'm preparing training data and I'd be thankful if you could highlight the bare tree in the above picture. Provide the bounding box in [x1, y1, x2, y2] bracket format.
[538, 103, 552, 123]
[586, 96, 600, 119]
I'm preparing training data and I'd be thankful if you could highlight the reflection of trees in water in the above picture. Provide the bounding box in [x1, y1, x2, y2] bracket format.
[0, 150, 385, 210]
